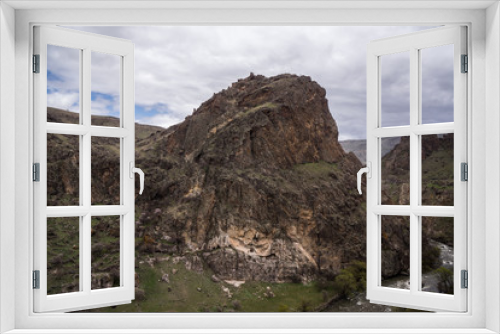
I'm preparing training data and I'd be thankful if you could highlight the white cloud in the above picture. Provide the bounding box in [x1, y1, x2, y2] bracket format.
[137, 113, 184, 129]
[91, 51, 121, 97]
[47, 91, 80, 112]
[91, 95, 120, 117]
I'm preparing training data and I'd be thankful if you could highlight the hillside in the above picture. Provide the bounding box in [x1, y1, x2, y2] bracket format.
[381, 134, 455, 250]
[47, 107, 164, 140]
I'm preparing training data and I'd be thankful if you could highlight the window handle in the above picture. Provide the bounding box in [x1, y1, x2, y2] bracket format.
[357, 162, 371, 195]
[129, 162, 145, 195]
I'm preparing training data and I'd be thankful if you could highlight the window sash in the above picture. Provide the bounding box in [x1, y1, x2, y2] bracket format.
[32, 25, 136, 313]
[365, 26, 468, 312]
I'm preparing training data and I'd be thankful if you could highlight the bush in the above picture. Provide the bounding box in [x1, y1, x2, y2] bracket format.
[435, 267, 454, 294]
[345, 261, 367, 292]
[332, 261, 367, 299]
[333, 270, 357, 298]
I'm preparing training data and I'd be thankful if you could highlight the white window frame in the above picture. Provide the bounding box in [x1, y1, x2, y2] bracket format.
[1, 1, 499, 333]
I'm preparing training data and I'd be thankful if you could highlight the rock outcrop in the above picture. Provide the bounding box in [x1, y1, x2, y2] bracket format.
[47, 74, 414, 284]
[133, 74, 367, 281]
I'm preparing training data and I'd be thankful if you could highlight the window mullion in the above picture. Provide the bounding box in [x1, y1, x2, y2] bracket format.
[78, 48, 84, 293]
[82, 48, 92, 294]
[409, 47, 420, 294]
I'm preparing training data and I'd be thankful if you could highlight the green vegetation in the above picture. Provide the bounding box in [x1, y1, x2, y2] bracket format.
[333, 261, 366, 298]
[47, 217, 80, 295]
[435, 267, 454, 294]
[84, 258, 339, 313]
[293, 161, 338, 179]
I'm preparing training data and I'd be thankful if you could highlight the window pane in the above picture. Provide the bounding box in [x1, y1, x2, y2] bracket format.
[381, 216, 410, 290]
[421, 45, 454, 124]
[421, 134, 454, 206]
[421, 217, 454, 294]
[47, 217, 80, 295]
[381, 51, 410, 127]
[91, 52, 121, 127]
[47, 45, 80, 124]
[91, 137, 120, 205]
[47, 134, 79, 206]
[381, 137, 410, 205]
[91, 216, 121, 290]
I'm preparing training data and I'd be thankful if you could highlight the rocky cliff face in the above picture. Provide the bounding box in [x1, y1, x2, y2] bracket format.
[134, 74, 368, 281]
[47, 74, 413, 285]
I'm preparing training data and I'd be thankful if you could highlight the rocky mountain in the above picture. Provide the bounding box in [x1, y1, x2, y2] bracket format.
[133, 73, 368, 282]
[47, 74, 417, 295]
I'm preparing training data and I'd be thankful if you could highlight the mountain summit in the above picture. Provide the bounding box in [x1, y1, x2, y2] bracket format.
[157, 73, 345, 169]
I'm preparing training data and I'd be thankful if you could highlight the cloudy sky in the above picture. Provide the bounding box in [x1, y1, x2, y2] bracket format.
[47, 26, 453, 140]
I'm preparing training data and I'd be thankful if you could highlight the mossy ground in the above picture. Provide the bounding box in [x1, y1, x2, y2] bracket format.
[86, 258, 338, 313]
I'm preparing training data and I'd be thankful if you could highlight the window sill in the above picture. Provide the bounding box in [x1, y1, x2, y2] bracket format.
[4, 329, 498, 334]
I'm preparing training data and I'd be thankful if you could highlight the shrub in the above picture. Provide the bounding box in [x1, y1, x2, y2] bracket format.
[344, 261, 367, 292]
[333, 261, 367, 297]
[435, 267, 454, 294]
[333, 270, 357, 299]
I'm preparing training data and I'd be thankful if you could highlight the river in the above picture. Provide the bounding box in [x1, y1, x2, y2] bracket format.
[324, 240, 453, 312]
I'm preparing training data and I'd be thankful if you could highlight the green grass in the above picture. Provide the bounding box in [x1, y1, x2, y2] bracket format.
[84, 257, 337, 313]
[292, 161, 338, 179]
